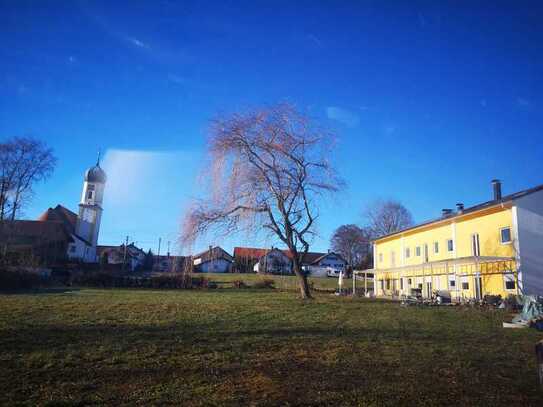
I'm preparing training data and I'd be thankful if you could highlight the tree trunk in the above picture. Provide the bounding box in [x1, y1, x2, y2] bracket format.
[292, 256, 312, 299]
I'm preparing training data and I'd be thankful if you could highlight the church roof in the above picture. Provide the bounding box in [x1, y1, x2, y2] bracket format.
[38, 205, 77, 234]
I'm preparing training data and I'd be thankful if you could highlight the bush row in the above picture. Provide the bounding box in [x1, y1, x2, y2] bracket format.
[0, 270, 49, 291]
[72, 272, 209, 289]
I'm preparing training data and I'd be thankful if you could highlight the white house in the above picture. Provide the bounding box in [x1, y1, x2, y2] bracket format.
[253, 248, 292, 274]
[193, 246, 233, 273]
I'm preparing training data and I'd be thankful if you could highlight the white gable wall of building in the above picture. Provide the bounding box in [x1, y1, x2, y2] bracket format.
[256, 250, 292, 274]
[515, 189, 543, 295]
[68, 236, 96, 263]
[198, 258, 231, 273]
[314, 253, 346, 271]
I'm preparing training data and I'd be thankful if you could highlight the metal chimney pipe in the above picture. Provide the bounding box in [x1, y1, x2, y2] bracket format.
[492, 179, 502, 201]
[442, 208, 453, 217]
[456, 203, 464, 213]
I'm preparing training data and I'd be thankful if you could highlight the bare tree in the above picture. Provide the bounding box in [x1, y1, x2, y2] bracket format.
[0, 137, 56, 220]
[364, 199, 413, 238]
[181, 104, 342, 298]
[330, 224, 372, 271]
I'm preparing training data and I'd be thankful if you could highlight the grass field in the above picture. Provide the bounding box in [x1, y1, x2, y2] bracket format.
[1, 287, 542, 406]
[199, 272, 360, 292]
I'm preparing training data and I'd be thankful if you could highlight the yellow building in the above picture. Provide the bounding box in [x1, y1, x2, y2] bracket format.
[371, 180, 543, 300]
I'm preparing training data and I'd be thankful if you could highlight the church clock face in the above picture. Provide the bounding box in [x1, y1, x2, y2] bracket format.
[83, 208, 95, 223]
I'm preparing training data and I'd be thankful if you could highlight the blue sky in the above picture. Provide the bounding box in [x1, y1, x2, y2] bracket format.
[1, 0, 542, 254]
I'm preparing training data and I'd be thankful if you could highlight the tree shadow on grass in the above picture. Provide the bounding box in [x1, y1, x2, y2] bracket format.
[0, 287, 80, 296]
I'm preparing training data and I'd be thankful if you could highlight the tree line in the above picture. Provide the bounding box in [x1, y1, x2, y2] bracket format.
[330, 199, 413, 272]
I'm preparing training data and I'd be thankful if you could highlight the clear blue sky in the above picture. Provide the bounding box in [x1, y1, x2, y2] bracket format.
[1, 1, 542, 255]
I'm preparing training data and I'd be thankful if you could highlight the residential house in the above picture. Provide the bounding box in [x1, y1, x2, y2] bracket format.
[370, 180, 543, 300]
[97, 243, 146, 272]
[153, 255, 191, 273]
[233, 247, 347, 276]
[302, 251, 347, 277]
[193, 246, 233, 273]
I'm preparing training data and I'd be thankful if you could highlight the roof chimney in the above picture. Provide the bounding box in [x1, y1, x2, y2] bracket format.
[456, 203, 464, 213]
[492, 179, 502, 201]
[442, 208, 453, 217]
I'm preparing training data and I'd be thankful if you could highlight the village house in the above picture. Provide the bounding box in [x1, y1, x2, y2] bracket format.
[153, 255, 191, 273]
[192, 246, 233, 273]
[370, 180, 543, 300]
[97, 243, 146, 272]
[233, 247, 347, 276]
[0, 158, 107, 266]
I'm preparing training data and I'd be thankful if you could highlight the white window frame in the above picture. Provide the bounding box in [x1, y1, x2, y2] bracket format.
[461, 275, 469, 290]
[500, 227, 512, 245]
[471, 233, 480, 257]
[447, 239, 454, 252]
[448, 275, 456, 290]
[415, 246, 421, 257]
[503, 273, 516, 291]
[434, 241, 439, 254]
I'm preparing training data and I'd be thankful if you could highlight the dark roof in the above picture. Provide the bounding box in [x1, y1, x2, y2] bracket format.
[193, 246, 233, 263]
[38, 205, 77, 234]
[375, 182, 543, 241]
[0, 220, 74, 245]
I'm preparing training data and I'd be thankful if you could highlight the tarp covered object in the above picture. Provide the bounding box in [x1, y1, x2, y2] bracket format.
[512, 295, 543, 323]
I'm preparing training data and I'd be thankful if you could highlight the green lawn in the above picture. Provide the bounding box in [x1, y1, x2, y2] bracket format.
[1, 288, 542, 406]
[199, 272, 360, 292]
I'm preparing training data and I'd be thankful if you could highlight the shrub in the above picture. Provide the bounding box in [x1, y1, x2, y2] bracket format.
[72, 272, 208, 290]
[232, 279, 247, 289]
[503, 294, 522, 311]
[252, 279, 275, 289]
[0, 269, 47, 290]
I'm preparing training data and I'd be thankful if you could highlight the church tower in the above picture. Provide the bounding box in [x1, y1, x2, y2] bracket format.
[76, 156, 107, 253]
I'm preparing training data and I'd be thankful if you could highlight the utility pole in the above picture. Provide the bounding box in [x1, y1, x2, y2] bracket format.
[156, 237, 162, 272]
[122, 235, 129, 273]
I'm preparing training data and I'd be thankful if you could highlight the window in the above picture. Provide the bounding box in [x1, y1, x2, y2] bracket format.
[405, 247, 410, 258]
[400, 278, 404, 290]
[379, 253, 383, 263]
[87, 190, 94, 200]
[434, 242, 439, 254]
[461, 276, 469, 290]
[408, 278, 412, 285]
[380, 280, 384, 289]
[504, 274, 516, 290]
[447, 239, 454, 252]
[386, 279, 390, 290]
[471, 233, 480, 256]
[415, 246, 421, 256]
[501, 227, 512, 244]
[448, 275, 456, 289]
